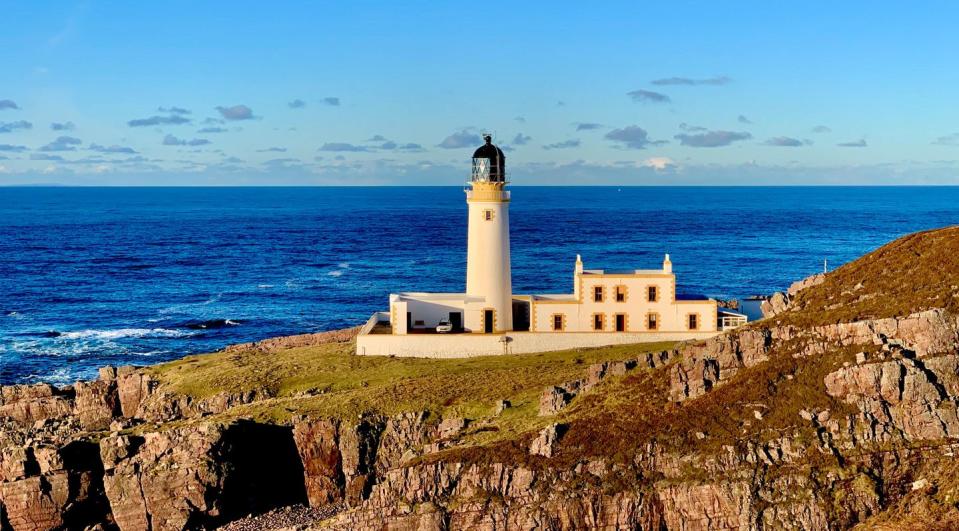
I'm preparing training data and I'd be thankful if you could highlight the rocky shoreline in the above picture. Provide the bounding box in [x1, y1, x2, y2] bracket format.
[4, 304, 958, 529]
[3, 227, 959, 530]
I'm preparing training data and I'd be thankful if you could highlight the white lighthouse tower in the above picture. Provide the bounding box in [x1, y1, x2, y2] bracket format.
[465, 135, 513, 333]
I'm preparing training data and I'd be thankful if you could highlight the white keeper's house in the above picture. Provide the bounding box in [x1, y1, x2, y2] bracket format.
[356, 135, 745, 357]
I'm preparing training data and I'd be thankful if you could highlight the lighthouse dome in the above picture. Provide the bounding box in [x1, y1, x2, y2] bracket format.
[473, 135, 505, 161]
[471, 134, 506, 183]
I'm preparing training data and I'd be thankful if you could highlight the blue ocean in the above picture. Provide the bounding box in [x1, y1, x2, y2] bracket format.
[2, 186, 958, 385]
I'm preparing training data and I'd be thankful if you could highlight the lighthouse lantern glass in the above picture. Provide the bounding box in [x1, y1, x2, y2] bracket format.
[471, 158, 491, 182]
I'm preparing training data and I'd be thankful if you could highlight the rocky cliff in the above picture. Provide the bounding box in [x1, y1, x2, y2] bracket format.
[2, 226, 959, 530]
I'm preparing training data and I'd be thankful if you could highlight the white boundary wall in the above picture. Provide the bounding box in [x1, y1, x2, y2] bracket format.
[356, 330, 719, 358]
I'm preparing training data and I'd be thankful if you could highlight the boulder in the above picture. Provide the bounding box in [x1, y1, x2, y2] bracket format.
[529, 423, 564, 458]
[788, 272, 826, 297]
[73, 380, 119, 431]
[0, 384, 74, 426]
[114, 367, 155, 418]
[437, 417, 467, 440]
[538, 385, 574, 416]
[761, 291, 791, 318]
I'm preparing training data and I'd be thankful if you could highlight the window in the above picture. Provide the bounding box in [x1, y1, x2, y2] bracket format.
[593, 286, 604, 302]
[484, 209, 494, 221]
[552, 314, 565, 331]
[593, 313, 604, 331]
[688, 313, 699, 330]
[647, 285, 658, 302]
[615, 313, 626, 332]
[615, 285, 627, 302]
[647, 313, 659, 331]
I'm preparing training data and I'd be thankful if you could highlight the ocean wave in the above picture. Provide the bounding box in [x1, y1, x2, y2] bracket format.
[133, 350, 168, 356]
[56, 328, 191, 340]
[327, 270, 344, 277]
[337, 262, 350, 269]
[23, 367, 77, 386]
[182, 319, 241, 330]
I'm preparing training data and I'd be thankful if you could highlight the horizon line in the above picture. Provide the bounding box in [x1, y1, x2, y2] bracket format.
[4, 183, 959, 189]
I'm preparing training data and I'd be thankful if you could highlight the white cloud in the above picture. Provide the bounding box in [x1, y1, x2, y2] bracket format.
[642, 157, 676, 171]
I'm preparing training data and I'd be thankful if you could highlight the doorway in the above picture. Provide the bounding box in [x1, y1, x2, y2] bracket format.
[449, 312, 462, 332]
[615, 314, 626, 332]
[406, 312, 412, 333]
[484, 310, 494, 333]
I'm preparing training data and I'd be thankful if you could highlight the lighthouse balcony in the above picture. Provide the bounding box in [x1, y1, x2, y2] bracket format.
[465, 189, 510, 202]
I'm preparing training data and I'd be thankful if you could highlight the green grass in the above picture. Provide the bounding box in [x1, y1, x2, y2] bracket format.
[147, 340, 677, 435]
[773, 225, 959, 327]
[139, 226, 959, 528]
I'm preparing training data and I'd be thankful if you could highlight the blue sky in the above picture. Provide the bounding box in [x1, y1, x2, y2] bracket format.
[1, 1, 958, 185]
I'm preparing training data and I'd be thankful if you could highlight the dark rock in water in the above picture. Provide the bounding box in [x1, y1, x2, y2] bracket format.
[41, 330, 62, 338]
[183, 319, 241, 330]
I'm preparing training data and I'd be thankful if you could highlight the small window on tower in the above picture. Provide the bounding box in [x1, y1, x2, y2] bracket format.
[648, 286, 658, 302]
[484, 209, 494, 221]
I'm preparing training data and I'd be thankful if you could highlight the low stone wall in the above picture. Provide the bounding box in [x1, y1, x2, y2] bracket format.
[355, 330, 719, 358]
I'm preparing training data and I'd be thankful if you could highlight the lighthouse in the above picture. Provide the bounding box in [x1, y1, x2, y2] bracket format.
[357, 130, 726, 357]
[465, 134, 513, 333]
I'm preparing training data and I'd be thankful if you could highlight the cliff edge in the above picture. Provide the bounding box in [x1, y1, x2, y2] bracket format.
[2, 226, 959, 530]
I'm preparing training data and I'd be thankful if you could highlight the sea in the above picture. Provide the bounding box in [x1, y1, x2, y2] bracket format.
[2, 186, 958, 385]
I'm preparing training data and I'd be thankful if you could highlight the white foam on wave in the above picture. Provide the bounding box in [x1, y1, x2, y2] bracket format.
[58, 328, 191, 340]
[338, 262, 350, 269]
[225, 319, 240, 326]
[134, 350, 168, 357]
[257, 284, 274, 289]
[25, 367, 77, 386]
[327, 270, 343, 277]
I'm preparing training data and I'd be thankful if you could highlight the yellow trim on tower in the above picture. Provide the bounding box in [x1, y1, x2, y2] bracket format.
[467, 181, 509, 202]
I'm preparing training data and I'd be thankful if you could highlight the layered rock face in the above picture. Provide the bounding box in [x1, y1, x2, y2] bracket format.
[99, 421, 307, 531]
[294, 301, 959, 529]
[0, 436, 109, 531]
[5, 303, 959, 531]
[0, 367, 297, 530]
[669, 309, 959, 402]
[3, 226, 959, 530]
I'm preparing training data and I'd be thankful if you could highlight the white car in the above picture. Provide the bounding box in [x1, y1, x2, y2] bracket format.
[436, 319, 453, 333]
